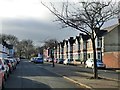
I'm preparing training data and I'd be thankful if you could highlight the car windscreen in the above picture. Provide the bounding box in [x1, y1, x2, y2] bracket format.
[5, 60, 9, 63]
[37, 58, 42, 60]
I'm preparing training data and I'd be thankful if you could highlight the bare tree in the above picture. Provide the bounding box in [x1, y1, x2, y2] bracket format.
[43, 39, 58, 49]
[42, 0, 119, 79]
[0, 34, 19, 46]
[18, 39, 34, 59]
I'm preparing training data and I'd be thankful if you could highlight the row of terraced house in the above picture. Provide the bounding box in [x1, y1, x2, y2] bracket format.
[43, 19, 120, 68]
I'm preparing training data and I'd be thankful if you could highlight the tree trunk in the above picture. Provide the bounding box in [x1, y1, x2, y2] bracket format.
[92, 39, 98, 79]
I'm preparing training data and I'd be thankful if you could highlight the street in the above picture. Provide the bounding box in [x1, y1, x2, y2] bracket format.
[57, 64, 119, 81]
[4, 59, 85, 89]
[51, 62, 119, 81]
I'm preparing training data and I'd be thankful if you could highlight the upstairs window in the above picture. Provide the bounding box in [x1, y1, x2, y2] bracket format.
[83, 42, 86, 49]
[97, 52, 101, 59]
[97, 37, 102, 48]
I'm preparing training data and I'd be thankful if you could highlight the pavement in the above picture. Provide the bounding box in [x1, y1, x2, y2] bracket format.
[42, 63, 120, 90]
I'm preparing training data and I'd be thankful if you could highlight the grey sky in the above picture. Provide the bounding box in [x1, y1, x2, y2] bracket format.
[0, 0, 119, 46]
[1, 18, 80, 46]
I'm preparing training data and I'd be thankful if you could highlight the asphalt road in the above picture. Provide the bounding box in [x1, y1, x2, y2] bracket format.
[54, 63, 119, 81]
[4, 59, 84, 89]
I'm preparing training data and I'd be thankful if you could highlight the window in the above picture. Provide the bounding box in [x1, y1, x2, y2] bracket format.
[97, 52, 101, 59]
[84, 53, 86, 60]
[97, 37, 101, 47]
[87, 53, 90, 58]
[87, 41, 91, 48]
[91, 53, 93, 58]
[78, 43, 80, 50]
[83, 42, 86, 49]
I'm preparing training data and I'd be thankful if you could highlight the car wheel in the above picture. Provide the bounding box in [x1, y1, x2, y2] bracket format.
[9, 69, 12, 74]
[7, 73, 9, 78]
[4, 73, 7, 81]
[91, 64, 94, 69]
[85, 65, 88, 68]
[15, 66, 16, 69]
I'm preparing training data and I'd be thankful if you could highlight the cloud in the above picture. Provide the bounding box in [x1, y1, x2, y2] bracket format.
[0, 0, 118, 46]
[0, 0, 54, 20]
[1, 18, 79, 46]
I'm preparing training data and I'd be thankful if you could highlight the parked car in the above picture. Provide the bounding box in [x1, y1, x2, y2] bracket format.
[8, 58, 16, 70]
[34, 57, 43, 63]
[4, 58, 13, 73]
[85, 59, 106, 69]
[2, 60, 10, 80]
[48, 58, 52, 62]
[57, 59, 64, 64]
[46, 57, 51, 62]
[7, 57, 17, 69]
[0, 65, 5, 90]
[30, 57, 36, 62]
[0, 58, 5, 90]
[13, 59, 17, 67]
[43, 58, 47, 62]
[16, 58, 20, 64]
[63, 59, 69, 65]
[0, 58, 9, 81]
[54, 58, 58, 63]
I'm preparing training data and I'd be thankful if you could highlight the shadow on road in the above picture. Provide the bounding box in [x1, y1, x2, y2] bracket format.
[16, 59, 63, 78]
[4, 74, 52, 89]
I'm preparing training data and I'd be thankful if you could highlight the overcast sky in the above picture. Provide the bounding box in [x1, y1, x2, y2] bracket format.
[0, 0, 119, 46]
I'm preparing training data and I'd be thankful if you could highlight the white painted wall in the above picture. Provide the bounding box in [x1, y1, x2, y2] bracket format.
[0, 44, 8, 58]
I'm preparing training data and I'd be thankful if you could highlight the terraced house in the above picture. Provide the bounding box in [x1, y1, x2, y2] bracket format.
[43, 18, 120, 68]
[103, 22, 120, 68]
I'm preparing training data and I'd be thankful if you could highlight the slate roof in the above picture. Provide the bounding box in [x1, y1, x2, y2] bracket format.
[103, 24, 119, 32]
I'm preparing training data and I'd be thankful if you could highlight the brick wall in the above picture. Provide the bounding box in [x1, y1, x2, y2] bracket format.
[103, 52, 120, 68]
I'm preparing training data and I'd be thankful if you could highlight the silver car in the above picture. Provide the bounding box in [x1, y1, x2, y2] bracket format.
[85, 59, 106, 69]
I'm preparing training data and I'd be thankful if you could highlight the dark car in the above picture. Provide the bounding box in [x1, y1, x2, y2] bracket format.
[34, 57, 43, 63]
[57, 59, 64, 64]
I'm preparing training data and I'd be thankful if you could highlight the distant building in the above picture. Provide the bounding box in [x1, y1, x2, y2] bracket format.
[0, 40, 15, 58]
[0, 44, 8, 58]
